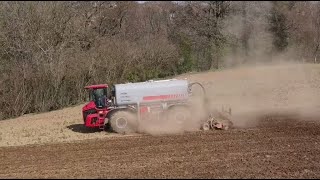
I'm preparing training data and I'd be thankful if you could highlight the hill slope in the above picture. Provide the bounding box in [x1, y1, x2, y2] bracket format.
[1, 63, 320, 147]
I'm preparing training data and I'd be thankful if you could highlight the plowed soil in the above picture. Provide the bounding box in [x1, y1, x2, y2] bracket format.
[1, 115, 320, 178]
[1, 63, 320, 178]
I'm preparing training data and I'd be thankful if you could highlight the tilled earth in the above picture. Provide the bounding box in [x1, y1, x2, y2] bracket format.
[1, 114, 320, 179]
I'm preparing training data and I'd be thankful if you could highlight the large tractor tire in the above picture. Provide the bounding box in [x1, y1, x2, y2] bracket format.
[109, 111, 138, 134]
[167, 106, 197, 132]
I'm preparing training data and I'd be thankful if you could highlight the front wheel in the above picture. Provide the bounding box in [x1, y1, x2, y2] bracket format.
[109, 111, 138, 134]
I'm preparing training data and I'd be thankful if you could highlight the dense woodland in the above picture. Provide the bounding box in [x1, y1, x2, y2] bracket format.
[0, 1, 319, 120]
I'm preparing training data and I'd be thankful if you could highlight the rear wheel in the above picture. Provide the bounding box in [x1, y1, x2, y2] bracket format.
[167, 106, 195, 131]
[109, 111, 138, 134]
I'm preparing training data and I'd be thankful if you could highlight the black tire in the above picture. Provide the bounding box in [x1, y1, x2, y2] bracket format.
[109, 111, 138, 134]
[167, 106, 194, 131]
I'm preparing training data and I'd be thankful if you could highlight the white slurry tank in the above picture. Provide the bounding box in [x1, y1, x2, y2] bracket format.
[114, 79, 190, 106]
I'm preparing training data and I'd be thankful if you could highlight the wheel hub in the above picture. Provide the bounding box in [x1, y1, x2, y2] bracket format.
[116, 117, 128, 129]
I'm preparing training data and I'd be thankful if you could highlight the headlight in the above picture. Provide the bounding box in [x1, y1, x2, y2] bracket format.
[98, 111, 104, 114]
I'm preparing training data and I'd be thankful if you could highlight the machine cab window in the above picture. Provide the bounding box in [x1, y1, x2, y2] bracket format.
[85, 84, 109, 109]
[90, 88, 107, 108]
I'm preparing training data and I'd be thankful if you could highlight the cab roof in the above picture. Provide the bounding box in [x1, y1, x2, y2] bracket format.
[84, 84, 108, 89]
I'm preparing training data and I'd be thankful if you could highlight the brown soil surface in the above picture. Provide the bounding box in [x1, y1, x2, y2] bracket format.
[1, 115, 320, 178]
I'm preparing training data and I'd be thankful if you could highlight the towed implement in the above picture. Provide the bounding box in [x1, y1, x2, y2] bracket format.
[82, 79, 233, 134]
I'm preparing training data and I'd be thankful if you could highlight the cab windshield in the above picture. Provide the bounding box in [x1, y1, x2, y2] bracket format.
[90, 88, 108, 108]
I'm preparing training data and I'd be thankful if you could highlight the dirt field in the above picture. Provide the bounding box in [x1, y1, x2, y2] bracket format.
[1, 114, 320, 178]
[0, 63, 320, 178]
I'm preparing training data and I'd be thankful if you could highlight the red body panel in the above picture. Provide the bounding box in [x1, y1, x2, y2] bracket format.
[142, 94, 187, 101]
[82, 101, 96, 112]
[84, 84, 108, 89]
[82, 101, 109, 128]
[84, 110, 109, 128]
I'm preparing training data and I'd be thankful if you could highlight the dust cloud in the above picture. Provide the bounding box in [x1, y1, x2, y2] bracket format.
[136, 98, 208, 135]
[196, 0, 320, 129]
[136, 61, 320, 135]
[197, 62, 320, 129]
[136, 88, 211, 135]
